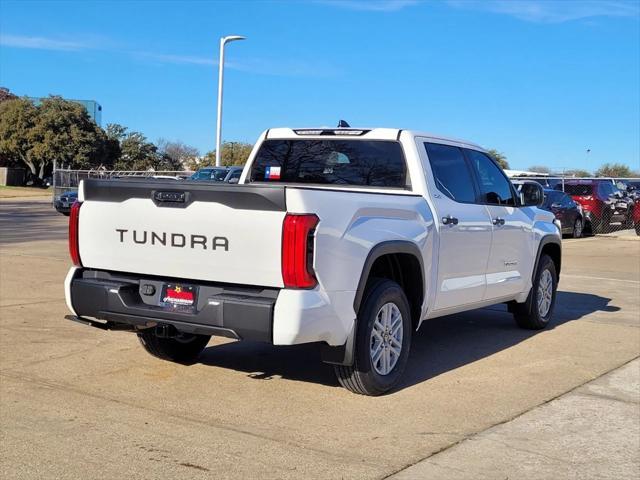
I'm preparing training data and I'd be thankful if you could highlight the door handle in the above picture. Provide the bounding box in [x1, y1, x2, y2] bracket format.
[442, 215, 459, 226]
[493, 217, 505, 226]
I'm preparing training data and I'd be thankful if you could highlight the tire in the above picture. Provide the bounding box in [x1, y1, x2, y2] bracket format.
[635, 224, 640, 236]
[584, 220, 593, 236]
[137, 329, 210, 364]
[513, 254, 557, 330]
[334, 278, 412, 396]
[572, 218, 583, 238]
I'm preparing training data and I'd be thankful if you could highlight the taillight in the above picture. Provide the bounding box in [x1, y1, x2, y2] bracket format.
[282, 214, 319, 288]
[69, 201, 82, 266]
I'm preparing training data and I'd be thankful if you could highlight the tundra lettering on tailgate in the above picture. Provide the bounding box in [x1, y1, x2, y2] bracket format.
[115, 229, 229, 251]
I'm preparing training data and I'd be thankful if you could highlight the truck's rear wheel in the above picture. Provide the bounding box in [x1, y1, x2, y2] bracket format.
[512, 254, 557, 330]
[137, 329, 210, 364]
[334, 279, 412, 396]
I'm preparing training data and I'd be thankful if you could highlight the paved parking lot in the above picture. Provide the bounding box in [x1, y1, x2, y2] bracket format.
[1, 197, 639, 479]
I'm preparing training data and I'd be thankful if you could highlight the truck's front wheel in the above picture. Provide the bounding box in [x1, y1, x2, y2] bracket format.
[137, 329, 210, 364]
[334, 279, 412, 396]
[512, 254, 557, 330]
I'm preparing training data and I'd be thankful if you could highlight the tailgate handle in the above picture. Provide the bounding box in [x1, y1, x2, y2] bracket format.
[154, 191, 186, 203]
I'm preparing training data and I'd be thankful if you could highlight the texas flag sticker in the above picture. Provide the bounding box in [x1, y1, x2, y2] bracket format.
[265, 166, 281, 180]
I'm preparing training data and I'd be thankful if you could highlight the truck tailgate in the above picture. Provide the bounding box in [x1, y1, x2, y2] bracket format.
[78, 179, 286, 287]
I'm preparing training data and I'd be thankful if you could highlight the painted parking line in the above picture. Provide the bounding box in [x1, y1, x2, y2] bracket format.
[563, 238, 599, 244]
[561, 274, 640, 285]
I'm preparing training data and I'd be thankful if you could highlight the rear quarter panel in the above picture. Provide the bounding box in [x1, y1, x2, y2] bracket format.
[286, 187, 435, 311]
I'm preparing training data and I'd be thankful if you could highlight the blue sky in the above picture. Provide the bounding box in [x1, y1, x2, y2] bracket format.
[1, 0, 639, 171]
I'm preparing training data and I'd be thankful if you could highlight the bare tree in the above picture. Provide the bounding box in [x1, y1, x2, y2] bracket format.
[528, 165, 551, 174]
[157, 139, 199, 170]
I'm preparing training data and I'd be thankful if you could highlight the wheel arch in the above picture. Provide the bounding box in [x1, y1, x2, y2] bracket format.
[322, 240, 425, 367]
[353, 241, 425, 326]
[535, 235, 561, 281]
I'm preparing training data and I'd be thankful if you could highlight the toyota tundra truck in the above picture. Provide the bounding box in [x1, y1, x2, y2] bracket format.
[64, 127, 561, 395]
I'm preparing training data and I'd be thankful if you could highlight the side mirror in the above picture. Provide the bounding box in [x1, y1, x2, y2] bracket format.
[228, 177, 239, 184]
[520, 182, 544, 207]
[551, 202, 562, 209]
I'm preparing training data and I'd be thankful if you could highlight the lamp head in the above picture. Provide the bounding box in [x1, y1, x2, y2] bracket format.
[222, 35, 246, 44]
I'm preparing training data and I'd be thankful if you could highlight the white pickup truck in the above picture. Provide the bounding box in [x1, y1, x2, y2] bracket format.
[65, 127, 561, 395]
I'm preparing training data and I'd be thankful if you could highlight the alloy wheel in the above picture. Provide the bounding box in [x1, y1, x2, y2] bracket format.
[370, 302, 403, 375]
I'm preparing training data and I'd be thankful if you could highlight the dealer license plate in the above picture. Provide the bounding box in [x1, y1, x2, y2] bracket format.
[159, 283, 198, 313]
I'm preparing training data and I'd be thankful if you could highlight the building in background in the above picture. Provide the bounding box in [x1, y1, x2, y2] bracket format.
[27, 97, 102, 125]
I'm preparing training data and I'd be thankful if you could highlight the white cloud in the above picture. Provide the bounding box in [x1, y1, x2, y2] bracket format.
[317, 0, 420, 12]
[0, 34, 86, 51]
[1, 33, 340, 78]
[133, 51, 216, 66]
[446, 0, 640, 23]
[137, 52, 341, 77]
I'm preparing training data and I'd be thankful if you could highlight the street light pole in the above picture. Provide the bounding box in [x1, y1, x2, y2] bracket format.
[215, 35, 246, 167]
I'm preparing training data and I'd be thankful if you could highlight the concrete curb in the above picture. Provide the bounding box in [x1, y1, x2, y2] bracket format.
[387, 358, 640, 480]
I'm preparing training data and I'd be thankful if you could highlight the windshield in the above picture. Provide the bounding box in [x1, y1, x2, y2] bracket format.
[564, 184, 593, 196]
[191, 168, 228, 181]
[249, 139, 407, 188]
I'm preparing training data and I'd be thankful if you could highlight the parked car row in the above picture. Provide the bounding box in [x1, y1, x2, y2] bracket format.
[559, 180, 635, 235]
[514, 178, 639, 236]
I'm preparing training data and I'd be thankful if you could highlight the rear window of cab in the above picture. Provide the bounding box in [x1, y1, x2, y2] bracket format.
[248, 139, 408, 188]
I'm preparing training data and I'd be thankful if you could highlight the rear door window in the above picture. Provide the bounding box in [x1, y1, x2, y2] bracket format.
[424, 143, 477, 203]
[249, 139, 408, 188]
[544, 191, 562, 207]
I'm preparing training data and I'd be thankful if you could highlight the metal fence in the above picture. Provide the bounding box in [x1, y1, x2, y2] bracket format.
[51, 169, 639, 236]
[52, 168, 193, 201]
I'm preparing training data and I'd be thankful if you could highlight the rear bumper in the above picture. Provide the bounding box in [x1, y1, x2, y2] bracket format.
[64, 268, 356, 348]
[66, 268, 276, 342]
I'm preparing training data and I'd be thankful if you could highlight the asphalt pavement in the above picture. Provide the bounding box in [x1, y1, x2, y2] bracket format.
[1, 198, 638, 479]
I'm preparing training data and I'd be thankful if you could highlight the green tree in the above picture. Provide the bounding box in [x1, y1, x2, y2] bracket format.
[594, 163, 636, 178]
[200, 141, 253, 168]
[564, 169, 591, 178]
[220, 141, 253, 166]
[31, 96, 111, 173]
[486, 149, 509, 170]
[0, 96, 113, 177]
[115, 131, 160, 171]
[528, 165, 551, 174]
[104, 123, 125, 163]
[0, 98, 37, 169]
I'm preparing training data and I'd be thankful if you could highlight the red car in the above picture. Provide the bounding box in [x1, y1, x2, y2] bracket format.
[559, 180, 629, 234]
[633, 200, 640, 236]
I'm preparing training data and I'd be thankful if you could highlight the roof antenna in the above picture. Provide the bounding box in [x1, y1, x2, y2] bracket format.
[337, 120, 350, 128]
